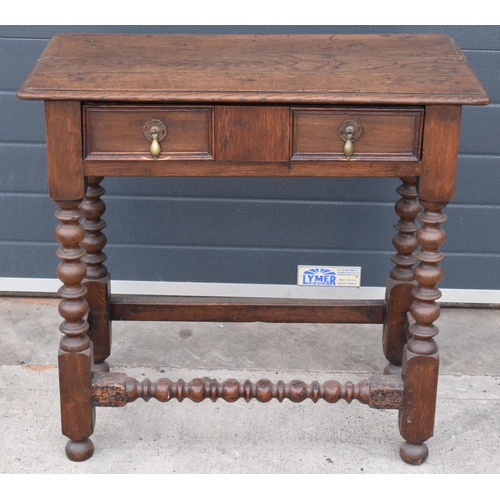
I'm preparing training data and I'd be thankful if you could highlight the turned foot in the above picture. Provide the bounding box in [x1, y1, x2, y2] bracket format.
[65, 438, 94, 462]
[400, 441, 428, 465]
[384, 362, 402, 375]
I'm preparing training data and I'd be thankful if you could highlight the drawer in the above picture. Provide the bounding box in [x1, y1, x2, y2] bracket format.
[291, 107, 424, 161]
[84, 105, 213, 160]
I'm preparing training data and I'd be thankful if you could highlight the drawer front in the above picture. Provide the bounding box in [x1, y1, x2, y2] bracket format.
[84, 105, 213, 160]
[292, 107, 424, 161]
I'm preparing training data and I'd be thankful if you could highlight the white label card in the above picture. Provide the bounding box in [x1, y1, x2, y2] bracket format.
[297, 266, 361, 287]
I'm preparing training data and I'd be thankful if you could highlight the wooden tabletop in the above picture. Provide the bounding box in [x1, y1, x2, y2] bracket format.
[17, 33, 489, 105]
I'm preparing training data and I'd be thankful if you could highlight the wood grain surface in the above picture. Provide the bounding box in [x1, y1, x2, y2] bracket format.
[18, 34, 489, 105]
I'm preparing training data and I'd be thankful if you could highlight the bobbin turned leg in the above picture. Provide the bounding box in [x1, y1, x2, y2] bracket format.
[397, 105, 462, 464]
[399, 200, 446, 465]
[55, 200, 95, 461]
[80, 176, 111, 372]
[383, 177, 421, 374]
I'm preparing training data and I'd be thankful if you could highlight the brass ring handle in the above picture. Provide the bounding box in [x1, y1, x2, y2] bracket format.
[143, 119, 167, 160]
[338, 119, 362, 161]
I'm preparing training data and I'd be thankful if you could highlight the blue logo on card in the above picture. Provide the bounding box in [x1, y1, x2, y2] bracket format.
[301, 268, 336, 285]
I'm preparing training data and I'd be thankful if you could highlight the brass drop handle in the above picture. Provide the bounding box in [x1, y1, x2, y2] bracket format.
[143, 119, 167, 161]
[343, 126, 355, 161]
[338, 119, 362, 161]
[150, 128, 161, 160]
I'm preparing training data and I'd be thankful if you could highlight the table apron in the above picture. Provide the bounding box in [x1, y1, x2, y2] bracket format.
[83, 159, 422, 178]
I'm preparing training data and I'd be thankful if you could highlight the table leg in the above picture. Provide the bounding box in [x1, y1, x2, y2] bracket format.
[383, 177, 420, 374]
[398, 199, 446, 465]
[55, 199, 95, 461]
[81, 176, 111, 372]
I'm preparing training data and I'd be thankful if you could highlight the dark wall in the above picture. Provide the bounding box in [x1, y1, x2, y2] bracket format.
[1, 26, 499, 289]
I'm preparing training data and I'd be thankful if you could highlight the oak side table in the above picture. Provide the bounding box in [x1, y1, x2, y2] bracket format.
[18, 33, 489, 464]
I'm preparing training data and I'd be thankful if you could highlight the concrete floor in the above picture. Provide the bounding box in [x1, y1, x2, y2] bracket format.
[1, 296, 500, 473]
